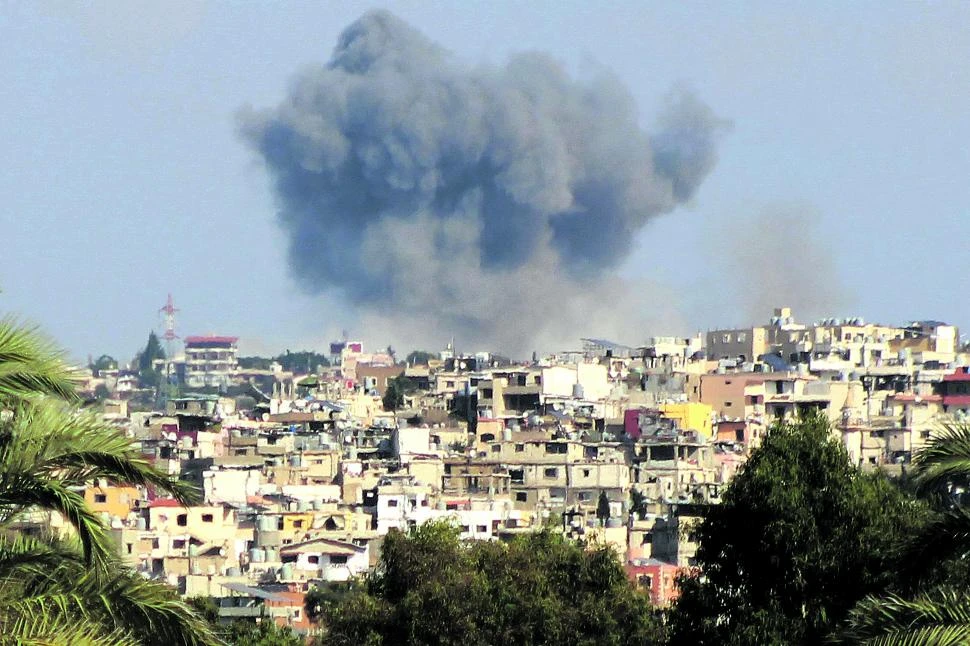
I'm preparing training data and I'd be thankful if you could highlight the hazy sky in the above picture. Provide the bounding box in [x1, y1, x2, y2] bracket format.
[2, 2, 968, 362]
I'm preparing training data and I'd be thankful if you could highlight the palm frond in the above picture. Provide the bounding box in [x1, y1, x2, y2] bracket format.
[0, 474, 113, 567]
[0, 318, 78, 405]
[912, 422, 970, 497]
[1, 399, 199, 505]
[835, 586, 970, 645]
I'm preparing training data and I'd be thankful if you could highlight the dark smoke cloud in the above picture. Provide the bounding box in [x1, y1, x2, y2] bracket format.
[240, 10, 726, 354]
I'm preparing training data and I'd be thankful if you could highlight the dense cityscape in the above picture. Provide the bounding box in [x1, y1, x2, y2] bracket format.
[2, 304, 958, 643]
[5, 4, 970, 645]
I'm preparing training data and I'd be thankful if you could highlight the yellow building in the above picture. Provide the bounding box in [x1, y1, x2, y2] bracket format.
[85, 484, 140, 519]
[659, 402, 714, 439]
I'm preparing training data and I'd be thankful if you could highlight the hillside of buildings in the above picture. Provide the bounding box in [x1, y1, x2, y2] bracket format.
[10, 306, 970, 644]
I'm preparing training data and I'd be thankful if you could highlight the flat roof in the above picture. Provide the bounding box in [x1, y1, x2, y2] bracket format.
[185, 335, 238, 345]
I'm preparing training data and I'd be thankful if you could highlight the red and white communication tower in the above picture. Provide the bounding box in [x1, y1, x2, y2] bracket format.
[158, 293, 180, 357]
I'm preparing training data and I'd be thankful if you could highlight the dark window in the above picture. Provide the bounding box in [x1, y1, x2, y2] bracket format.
[388, 499, 398, 507]
[201, 514, 213, 523]
[94, 494, 107, 503]
[176, 514, 187, 527]
[308, 555, 320, 564]
[331, 555, 348, 565]
[516, 492, 528, 502]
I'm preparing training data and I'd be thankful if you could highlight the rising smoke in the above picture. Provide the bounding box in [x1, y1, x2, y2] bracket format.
[239, 10, 726, 355]
[710, 202, 857, 324]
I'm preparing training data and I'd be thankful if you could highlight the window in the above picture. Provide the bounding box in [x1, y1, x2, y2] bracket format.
[582, 469, 590, 477]
[515, 444, 524, 452]
[737, 333, 747, 342]
[388, 499, 398, 507]
[544, 468, 558, 478]
[176, 514, 187, 527]
[722, 334, 731, 343]
[126, 543, 133, 554]
[173, 539, 186, 549]
[921, 431, 931, 439]
[725, 380, 732, 385]
[460, 525, 470, 533]
[94, 494, 107, 504]
[641, 533, 652, 545]
[201, 514, 213, 523]
[491, 445, 501, 453]
[476, 525, 487, 533]
[293, 519, 304, 528]
[516, 492, 528, 502]
[308, 555, 320, 564]
[578, 492, 591, 502]
[725, 401, 732, 407]
[152, 538, 160, 550]
[331, 555, 348, 565]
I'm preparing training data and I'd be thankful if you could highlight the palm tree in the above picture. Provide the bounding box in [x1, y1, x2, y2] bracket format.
[835, 421, 970, 645]
[0, 317, 220, 644]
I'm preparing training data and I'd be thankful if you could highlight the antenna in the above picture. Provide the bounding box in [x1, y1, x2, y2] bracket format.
[158, 293, 180, 357]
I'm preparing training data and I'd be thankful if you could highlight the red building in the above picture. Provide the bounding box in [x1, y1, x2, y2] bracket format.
[625, 559, 683, 607]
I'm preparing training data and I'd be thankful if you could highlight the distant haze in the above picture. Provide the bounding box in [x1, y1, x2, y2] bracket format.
[240, 10, 726, 355]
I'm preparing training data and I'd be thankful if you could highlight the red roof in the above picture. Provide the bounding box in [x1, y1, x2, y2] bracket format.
[943, 395, 970, 407]
[149, 498, 184, 508]
[944, 371, 970, 382]
[184, 335, 238, 345]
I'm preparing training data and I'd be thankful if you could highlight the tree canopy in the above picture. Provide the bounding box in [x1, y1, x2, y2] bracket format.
[667, 413, 926, 645]
[319, 521, 663, 645]
[405, 350, 436, 366]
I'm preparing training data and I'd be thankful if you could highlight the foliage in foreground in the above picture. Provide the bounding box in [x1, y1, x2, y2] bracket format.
[318, 522, 662, 645]
[667, 413, 926, 645]
[0, 317, 218, 645]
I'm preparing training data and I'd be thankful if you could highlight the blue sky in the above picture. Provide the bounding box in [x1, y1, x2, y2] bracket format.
[2, 1, 968, 361]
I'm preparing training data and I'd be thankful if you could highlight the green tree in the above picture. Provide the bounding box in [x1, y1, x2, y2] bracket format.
[321, 521, 663, 645]
[405, 350, 435, 366]
[0, 318, 217, 644]
[596, 490, 611, 526]
[224, 620, 304, 646]
[382, 376, 406, 412]
[136, 330, 166, 389]
[834, 421, 970, 644]
[667, 413, 925, 645]
[90, 354, 117, 376]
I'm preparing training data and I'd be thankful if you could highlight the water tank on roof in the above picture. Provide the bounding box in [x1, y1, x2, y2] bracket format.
[502, 428, 512, 442]
[606, 518, 623, 528]
[249, 548, 264, 563]
[313, 499, 323, 511]
[258, 516, 275, 532]
[264, 547, 278, 562]
[280, 563, 294, 580]
[298, 500, 309, 512]
[225, 566, 241, 577]
[290, 455, 303, 468]
[136, 517, 147, 531]
[572, 383, 584, 399]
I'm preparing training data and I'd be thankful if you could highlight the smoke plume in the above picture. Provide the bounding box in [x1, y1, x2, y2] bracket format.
[711, 202, 857, 324]
[240, 10, 726, 354]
